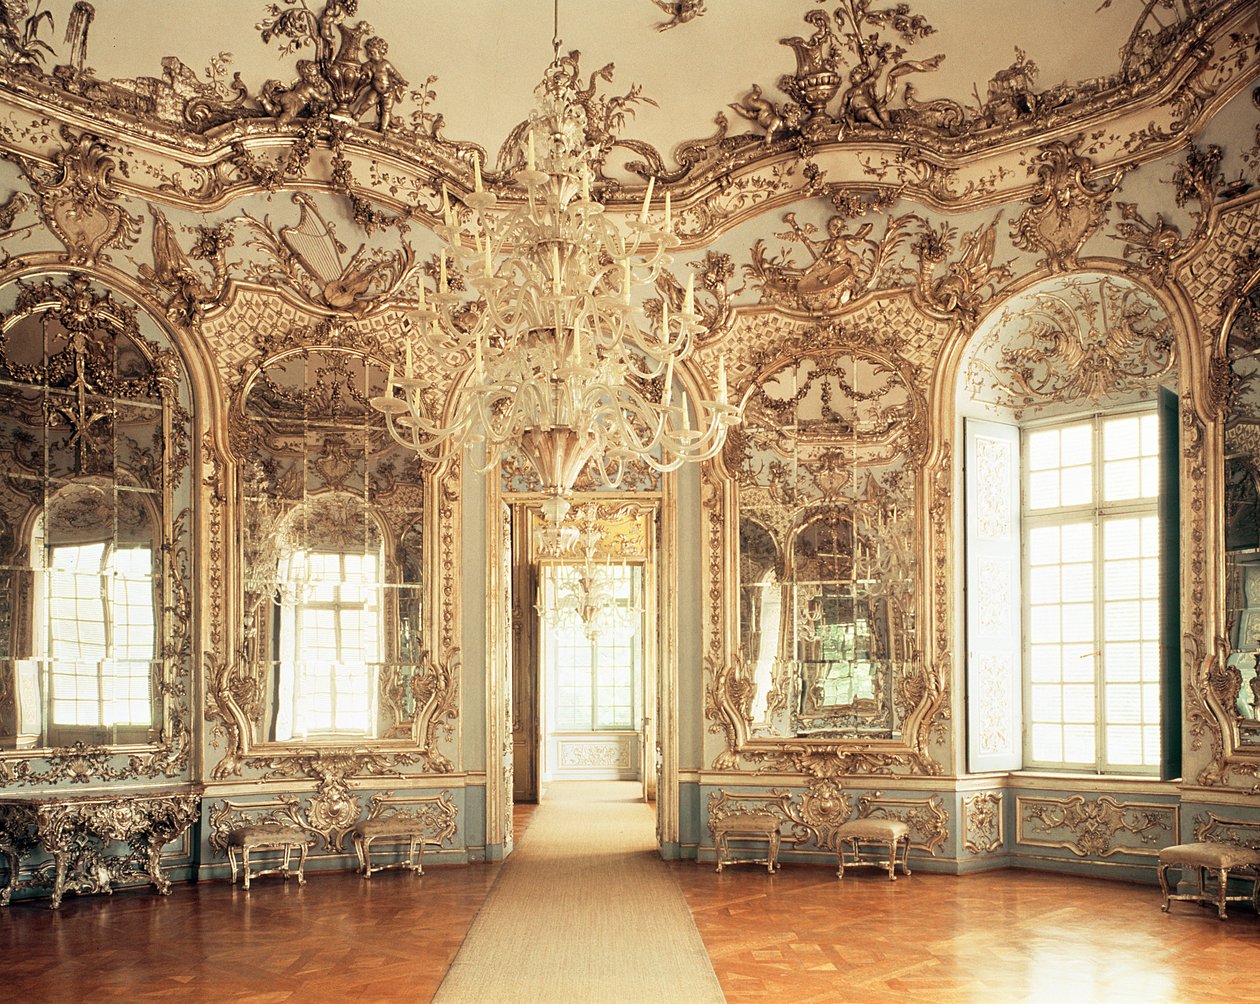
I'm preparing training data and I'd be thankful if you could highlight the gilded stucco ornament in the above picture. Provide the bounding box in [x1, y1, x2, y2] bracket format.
[963, 792, 1003, 855]
[650, 0, 706, 34]
[1018, 794, 1176, 858]
[1112, 143, 1223, 287]
[1010, 137, 1130, 273]
[17, 128, 142, 265]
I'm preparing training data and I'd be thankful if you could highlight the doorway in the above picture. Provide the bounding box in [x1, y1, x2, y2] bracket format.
[538, 562, 644, 784]
[510, 501, 659, 807]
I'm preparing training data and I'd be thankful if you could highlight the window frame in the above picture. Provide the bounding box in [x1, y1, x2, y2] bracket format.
[1019, 406, 1163, 776]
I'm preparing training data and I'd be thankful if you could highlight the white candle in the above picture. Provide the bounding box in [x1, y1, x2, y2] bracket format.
[484, 237, 493, 276]
[405, 339, 414, 380]
[665, 190, 672, 233]
[683, 272, 695, 315]
[527, 130, 536, 171]
[473, 153, 482, 193]
[551, 245, 561, 295]
[661, 356, 673, 407]
[640, 176, 655, 224]
[417, 274, 427, 310]
[581, 168, 590, 202]
[660, 299, 669, 342]
[441, 184, 453, 228]
[623, 260, 632, 304]
[439, 253, 448, 293]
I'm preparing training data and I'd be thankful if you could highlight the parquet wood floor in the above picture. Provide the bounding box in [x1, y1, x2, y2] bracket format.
[4, 796, 1258, 1004]
[670, 862, 1260, 1003]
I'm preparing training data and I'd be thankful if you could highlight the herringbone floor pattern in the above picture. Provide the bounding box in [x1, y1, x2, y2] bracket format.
[3, 797, 1258, 1003]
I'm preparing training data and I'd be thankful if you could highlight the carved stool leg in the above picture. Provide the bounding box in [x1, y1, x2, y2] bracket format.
[227, 846, 239, 886]
[296, 841, 307, 886]
[363, 837, 375, 878]
[411, 836, 424, 875]
[836, 839, 847, 879]
[281, 844, 293, 880]
[1157, 860, 1171, 912]
[242, 848, 252, 891]
[901, 835, 912, 877]
[768, 831, 780, 873]
[715, 833, 726, 873]
[353, 835, 367, 877]
[1217, 867, 1229, 920]
[147, 836, 171, 896]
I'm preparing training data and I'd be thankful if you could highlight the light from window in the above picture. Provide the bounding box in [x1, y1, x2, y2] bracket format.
[1024, 412, 1161, 773]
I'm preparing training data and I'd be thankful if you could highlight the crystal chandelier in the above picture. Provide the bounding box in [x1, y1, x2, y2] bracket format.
[539, 510, 641, 642]
[370, 8, 740, 536]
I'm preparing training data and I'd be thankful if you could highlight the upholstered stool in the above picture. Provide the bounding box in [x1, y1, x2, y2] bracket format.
[1157, 841, 1260, 920]
[836, 818, 911, 880]
[714, 812, 781, 873]
[350, 816, 430, 878]
[225, 823, 311, 890]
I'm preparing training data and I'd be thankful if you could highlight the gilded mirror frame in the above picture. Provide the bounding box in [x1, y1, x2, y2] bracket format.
[207, 337, 458, 778]
[703, 332, 946, 776]
[0, 268, 194, 786]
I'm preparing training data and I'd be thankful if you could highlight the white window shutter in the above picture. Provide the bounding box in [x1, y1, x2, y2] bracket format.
[965, 419, 1023, 772]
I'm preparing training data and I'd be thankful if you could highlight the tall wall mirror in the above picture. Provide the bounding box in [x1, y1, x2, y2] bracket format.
[0, 273, 191, 772]
[715, 345, 925, 753]
[1223, 276, 1260, 746]
[225, 342, 447, 760]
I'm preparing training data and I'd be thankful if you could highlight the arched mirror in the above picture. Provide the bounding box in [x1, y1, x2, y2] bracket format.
[223, 342, 447, 761]
[718, 345, 923, 746]
[1223, 276, 1260, 745]
[0, 273, 190, 771]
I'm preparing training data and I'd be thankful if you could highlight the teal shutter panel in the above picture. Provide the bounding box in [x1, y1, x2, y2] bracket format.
[1158, 387, 1181, 781]
[965, 419, 1023, 772]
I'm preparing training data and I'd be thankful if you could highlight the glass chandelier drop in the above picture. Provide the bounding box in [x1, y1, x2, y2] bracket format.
[370, 18, 740, 534]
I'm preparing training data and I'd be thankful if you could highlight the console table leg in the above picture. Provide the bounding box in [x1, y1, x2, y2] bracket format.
[148, 836, 172, 896]
[1, 849, 17, 906]
[51, 853, 67, 910]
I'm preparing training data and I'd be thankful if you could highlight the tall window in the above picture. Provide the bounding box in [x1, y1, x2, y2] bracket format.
[275, 549, 381, 737]
[38, 536, 155, 730]
[1023, 411, 1162, 773]
[545, 564, 640, 731]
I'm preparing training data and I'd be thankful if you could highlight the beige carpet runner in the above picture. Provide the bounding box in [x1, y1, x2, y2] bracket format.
[433, 780, 725, 1003]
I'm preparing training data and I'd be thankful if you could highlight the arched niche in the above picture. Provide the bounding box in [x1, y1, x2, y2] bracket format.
[956, 271, 1178, 776]
[0, 271, 193, 783]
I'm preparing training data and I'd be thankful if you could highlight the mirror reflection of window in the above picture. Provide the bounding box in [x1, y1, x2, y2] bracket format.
[271, 548, 382, 740]
[31, 513, 156, 743]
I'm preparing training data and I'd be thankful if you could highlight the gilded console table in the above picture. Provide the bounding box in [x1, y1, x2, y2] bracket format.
[0, 787, 202, 909]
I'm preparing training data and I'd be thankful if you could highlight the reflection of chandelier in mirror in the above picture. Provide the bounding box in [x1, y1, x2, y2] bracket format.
[370, 3, 739, 544]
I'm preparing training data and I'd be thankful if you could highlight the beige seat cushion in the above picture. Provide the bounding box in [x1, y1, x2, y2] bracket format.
[1158, 841, 1260, 870]
[714, 812, 780, 836]
[836, 818, 910, 841]
[226, 824, 311, 850]
[352, 816, 428, 839]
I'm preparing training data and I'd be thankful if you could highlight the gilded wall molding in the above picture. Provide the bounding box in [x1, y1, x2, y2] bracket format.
[1015, 794, 1177, 859]
[1192, 810, 1260, 846]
